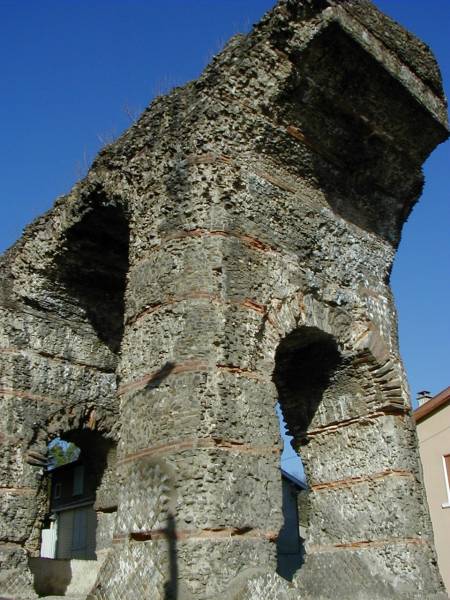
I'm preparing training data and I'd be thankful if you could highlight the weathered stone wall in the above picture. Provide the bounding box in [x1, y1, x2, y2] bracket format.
[0, 194, 124, 596]
[0, 1, 448, 598]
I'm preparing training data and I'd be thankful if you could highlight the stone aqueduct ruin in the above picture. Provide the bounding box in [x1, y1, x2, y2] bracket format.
[0, 0, 448, 598]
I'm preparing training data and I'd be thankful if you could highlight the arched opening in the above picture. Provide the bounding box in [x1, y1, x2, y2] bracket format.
[273, 326, 341, 581]
[40, 430, 116, 561]
[39, 200, 128, 557]
[54, 202, 130, 354]
[30, 200, 128, 596]
[34, 429, 117, 596]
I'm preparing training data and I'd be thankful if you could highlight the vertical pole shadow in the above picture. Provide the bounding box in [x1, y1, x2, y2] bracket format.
[164, 512, 178, 600]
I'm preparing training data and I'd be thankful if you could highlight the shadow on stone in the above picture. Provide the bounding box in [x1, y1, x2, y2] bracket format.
[164, 512, 178, 600]
[54, 201, 130, 354]
[29, 557, 72, 597]
[145, 361, 176, 391]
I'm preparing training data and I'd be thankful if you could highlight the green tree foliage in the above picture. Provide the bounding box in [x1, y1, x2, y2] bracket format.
[48, 439, 80, 469]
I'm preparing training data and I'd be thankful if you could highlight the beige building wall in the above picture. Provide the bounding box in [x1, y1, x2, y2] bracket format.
[416, 402, 450, 594]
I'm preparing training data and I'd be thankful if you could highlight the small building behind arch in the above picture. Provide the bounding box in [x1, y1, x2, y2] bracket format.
[41, 458, 97, 561]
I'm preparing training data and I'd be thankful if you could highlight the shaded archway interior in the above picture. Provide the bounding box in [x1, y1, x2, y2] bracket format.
[273, 326, 341, 582]
[272, 23, 446, 245]
[54, 202, 130, 354]
[61, 428, 116, 495]
[273, 326, 341, 448]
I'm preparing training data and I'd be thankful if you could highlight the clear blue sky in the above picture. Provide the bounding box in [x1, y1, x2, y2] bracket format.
[1, 2, 449, 481]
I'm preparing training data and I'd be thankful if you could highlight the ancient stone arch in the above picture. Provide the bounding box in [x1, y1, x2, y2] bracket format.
[0, 0, 448, 598]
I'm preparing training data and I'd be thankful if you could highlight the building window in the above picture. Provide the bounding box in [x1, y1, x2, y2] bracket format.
[73, 465, 84, 496]
[442, 455, 450, 508]
[54, 482, 62, 499]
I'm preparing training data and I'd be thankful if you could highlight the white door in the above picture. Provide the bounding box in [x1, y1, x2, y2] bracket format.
[40, 520, 57, 558]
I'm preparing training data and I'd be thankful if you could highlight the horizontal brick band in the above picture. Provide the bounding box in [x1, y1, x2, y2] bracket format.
[311, 469, 415, 491]
[0, 300, 101, 338]
[127, 292, 218, 325]
[0, 542, 25, 550]
[0, 346, 113, 374]
[165, 228, 278, 253]
[126, 292, 274, 329]
[118, 361, 269, 396]
[217, 364, 268, 381]
[113, 526, 278, 543]
[0, 486, 35, 495]
[0, 387, 60, 405]
[206, 89, 342, 173]
[130, 226, 282, 274]
[253, 167, 298, 193]
[305, 408, 408, 439]
[285, 124, 342, 169]
[118, 436, 280, 465]
[183, 152, 233, 166]
[118, 360, 208, 395]
[309, 536, 428, 554]
[0, 431, 21, 445]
